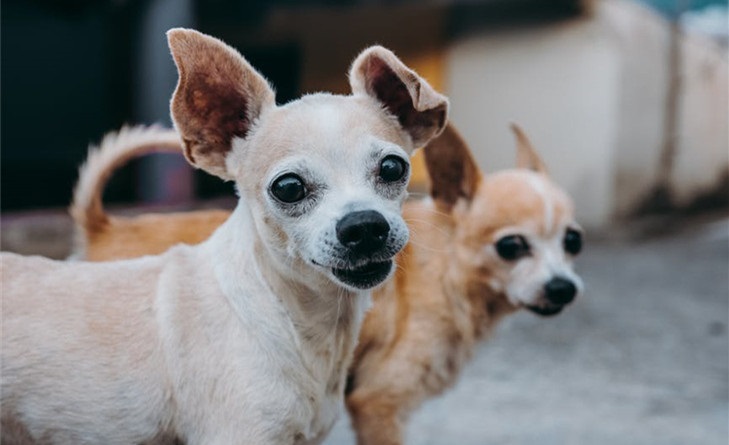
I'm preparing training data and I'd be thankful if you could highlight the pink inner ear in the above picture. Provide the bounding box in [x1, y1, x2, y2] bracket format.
[365, 55, 446, 146]
[181, 72, 250, 155]
[367, 57, 416, 130]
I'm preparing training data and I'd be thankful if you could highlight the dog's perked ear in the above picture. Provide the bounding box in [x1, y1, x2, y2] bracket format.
[423, 122, 482, 212]
[167, 28, 276, 180]
[511, 123, 548, 174]
[349, 46, 449, 150]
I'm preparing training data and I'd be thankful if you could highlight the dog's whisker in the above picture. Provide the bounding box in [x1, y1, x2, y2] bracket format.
[404, 218, 452, 238]
[404, 240, 448, 254]
[406, 191, 430, 199]
[335, 287, 344, 333]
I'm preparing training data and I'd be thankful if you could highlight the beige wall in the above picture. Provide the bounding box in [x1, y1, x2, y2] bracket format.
[445, 17, 620, 228]
[602, 0, 729, 214]
[444, 0, 728, 227]
[673, 34, 728, 207]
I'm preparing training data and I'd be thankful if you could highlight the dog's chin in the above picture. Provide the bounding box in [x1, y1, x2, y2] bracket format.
[331, 260, 394, 290]
[525, 303, 564, 317]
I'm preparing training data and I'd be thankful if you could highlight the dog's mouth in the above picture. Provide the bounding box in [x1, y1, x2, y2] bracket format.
[331, 260, 393, 290]
[526, 304, 565, 317]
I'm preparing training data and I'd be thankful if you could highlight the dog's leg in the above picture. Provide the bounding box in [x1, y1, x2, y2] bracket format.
[347, 389, 411, 445]
[0, 413, 36, 445]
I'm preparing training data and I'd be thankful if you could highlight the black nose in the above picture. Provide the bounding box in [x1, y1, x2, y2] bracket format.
[544, 277, 577, 305]
[336, 210, 390, 254]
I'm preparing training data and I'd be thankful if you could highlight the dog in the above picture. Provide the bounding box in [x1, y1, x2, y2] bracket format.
[345, 123, 585, 445]
[68, 118, 583, 445]
[1, 28, 449, 445]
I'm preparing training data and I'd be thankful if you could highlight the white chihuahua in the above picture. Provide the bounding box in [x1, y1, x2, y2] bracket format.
[0, 29, 448, 445]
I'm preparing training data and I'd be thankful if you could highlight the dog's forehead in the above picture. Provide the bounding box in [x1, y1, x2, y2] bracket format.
[252, 94, 407, 163]
[472, 170, 574, 237]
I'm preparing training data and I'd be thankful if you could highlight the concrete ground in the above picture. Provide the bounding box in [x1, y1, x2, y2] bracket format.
[2, 210, 727, 444]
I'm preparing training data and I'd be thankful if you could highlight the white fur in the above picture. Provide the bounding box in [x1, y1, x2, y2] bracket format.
[503, 234, 584, 308]
[486, 171, 584, 310]
[524, 172, 554, 233]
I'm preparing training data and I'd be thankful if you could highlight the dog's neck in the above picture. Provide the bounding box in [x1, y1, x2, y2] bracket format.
[414, 200, 516, 341]
[204, 202, 369, 386]
[442, 264, 516, 341]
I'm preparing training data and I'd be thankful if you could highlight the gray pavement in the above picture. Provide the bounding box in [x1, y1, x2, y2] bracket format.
[2, 211, 728, 444]
[324, 215, 729, 445]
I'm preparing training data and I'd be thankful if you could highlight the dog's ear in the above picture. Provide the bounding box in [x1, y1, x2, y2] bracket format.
[167, 28, 275, 180]
[349, 46, 449, 149]
[424, 122, 482, 212]
[511, 124, 548, 174]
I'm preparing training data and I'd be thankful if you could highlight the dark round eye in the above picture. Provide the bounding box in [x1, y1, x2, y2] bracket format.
[495, 235, 530, 261]
[270, 174, 306, 203]
[564, 228, 582, 255]
[379, 155, 408, 183]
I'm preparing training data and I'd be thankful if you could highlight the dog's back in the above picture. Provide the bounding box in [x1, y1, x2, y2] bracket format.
[81, 210, 229, 261]
[1, 252, 173, 444]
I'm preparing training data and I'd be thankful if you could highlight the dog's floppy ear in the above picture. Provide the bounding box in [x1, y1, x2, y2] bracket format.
[167, 28, 275, 180]
[424, 122, 482, 212]
[511, 124, 548, 174]
[349, 46, 448, 149]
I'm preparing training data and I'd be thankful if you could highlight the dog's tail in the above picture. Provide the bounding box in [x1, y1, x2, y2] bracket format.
[70, 125, 183, 234]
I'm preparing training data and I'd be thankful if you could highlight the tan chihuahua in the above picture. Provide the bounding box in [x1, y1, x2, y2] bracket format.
[1, 28, 448, 445]
[346, 123, 584, 445]
[68, 121, 583, 445]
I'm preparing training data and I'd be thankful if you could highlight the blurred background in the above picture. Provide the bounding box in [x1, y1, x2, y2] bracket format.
[1, 0, 727, 444]
[2, 0, 727, 225]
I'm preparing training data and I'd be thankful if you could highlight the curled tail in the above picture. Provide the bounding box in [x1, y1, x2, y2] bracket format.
[70, 125, 183, 234]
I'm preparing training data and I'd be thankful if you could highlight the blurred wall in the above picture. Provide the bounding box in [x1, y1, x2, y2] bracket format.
[603, 0, 728, 215]
[673, 35, 728, 208]
[446, 17, 619, 228]
[445, 0, 728, 227]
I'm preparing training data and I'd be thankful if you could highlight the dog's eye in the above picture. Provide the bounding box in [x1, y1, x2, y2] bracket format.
[270, 174, 307, 203]
[495, 235, 530, 261]
[564, 228, 582, 255]
[379, 155, 408, 183]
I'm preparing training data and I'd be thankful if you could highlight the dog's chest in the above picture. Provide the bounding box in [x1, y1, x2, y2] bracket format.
[171, 316, 356, 445]
[297, 329, 361, 443]
[294, 300, 366, 444]
[200, 239, 369, 443]
[294, 389, 342, 445]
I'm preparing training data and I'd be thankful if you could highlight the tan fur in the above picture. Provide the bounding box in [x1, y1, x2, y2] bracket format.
[82, 210, 231, 261]
[2, 29, 449, 445]
[69, 122, 583, 445]
[346, 124, 583, 445]
[512, 122, 548, 174]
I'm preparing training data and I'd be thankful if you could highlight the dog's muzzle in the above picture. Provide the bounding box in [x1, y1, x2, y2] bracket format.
[330, 210, 394, 289]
